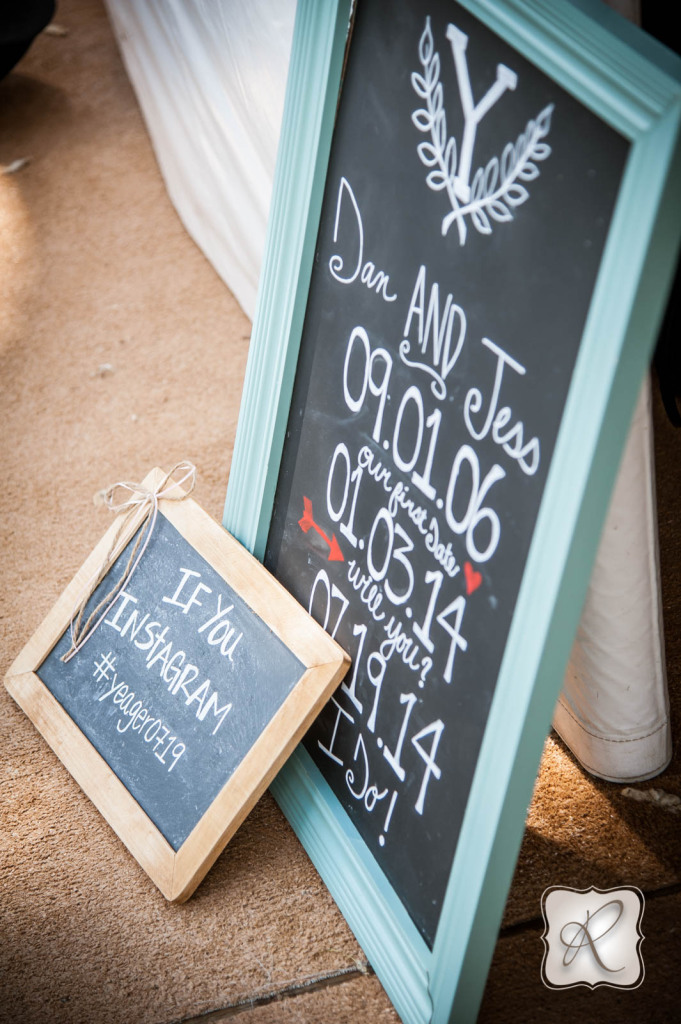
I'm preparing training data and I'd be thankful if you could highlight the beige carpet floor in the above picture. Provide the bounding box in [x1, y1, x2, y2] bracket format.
[1, 3, 679, 1022]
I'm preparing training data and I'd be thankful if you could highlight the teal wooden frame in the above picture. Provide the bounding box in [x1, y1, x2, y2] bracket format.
[224, 2, 681, 1021]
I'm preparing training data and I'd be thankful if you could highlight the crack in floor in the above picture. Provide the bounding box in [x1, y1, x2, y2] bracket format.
[173, 963, 373, 1022]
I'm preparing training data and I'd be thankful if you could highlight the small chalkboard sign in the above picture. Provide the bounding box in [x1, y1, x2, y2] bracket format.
[5, 467, 349, 901]
[224, 0, 681, 1021]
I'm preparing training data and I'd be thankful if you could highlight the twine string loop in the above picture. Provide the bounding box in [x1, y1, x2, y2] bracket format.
[61, 461, 196, 663]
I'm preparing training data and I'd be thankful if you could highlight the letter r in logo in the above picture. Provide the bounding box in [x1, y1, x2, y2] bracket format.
[541, 886, 645, 990]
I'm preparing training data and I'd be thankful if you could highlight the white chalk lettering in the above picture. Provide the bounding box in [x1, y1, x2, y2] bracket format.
[318, 697, 354, 766]
[95, 654, 187, 771]
[104, 591, 138, 631]
[401, 265, 466, 397]
[446, 25, 517, 203]
[162, 567, 212, 614]
[196, 691, 233, 735]
[329, 177, 397, 303]
[464, 336, 540, 475]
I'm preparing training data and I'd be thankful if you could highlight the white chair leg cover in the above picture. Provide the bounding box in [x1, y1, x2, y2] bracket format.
[553, 376, 671, 782]
[105, 1, 672, 784]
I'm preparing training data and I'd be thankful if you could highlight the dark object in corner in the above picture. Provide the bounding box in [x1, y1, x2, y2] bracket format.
[642, 2, 681, 426]
[0, 1, 56, 81]
[653, 256, 681, 427]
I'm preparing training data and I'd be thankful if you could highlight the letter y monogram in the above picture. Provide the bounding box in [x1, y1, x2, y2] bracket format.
[411, 17, 554, 245]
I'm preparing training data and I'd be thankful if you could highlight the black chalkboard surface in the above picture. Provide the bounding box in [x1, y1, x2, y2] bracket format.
[264, 0, 629, 946]
[6, 467, 349, 900]
[38, 513, 305, 851]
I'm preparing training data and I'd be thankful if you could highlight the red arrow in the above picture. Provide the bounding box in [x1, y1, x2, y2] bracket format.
[298, 497, 344, 561]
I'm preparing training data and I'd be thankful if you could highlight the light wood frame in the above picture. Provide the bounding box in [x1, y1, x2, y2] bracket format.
[5, 467, 349, 902]
[223, 1, 681, 1020]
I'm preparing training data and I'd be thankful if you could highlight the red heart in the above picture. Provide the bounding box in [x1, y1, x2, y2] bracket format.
[464, 561, 482, 595]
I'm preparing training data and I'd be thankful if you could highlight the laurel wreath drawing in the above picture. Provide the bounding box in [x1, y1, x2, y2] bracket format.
[411, 17, 554, 245]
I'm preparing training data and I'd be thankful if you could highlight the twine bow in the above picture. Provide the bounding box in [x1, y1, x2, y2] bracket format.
[61, 461, 197, 663]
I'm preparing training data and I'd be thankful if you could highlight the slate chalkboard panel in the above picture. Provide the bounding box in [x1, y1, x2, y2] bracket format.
[6, 467, 349, 900]
[264, 0, 629, 946]
[38, 512, 305, 851]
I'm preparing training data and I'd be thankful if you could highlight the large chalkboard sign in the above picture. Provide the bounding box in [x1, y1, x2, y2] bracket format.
[264, 0, 629, 948]
[6, 467, 348, 901]
[225, 0, 681, 1020]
